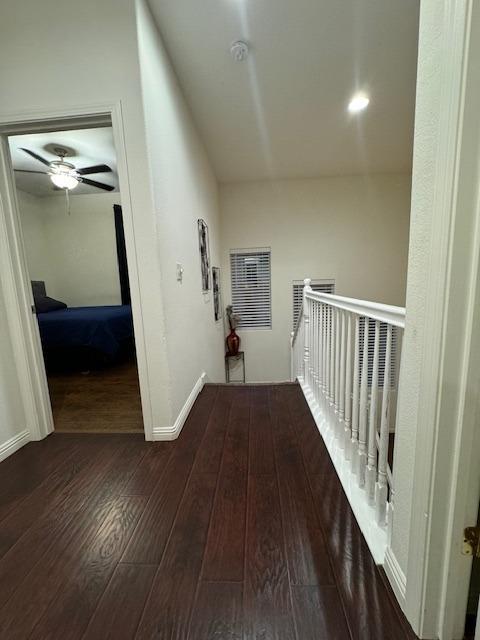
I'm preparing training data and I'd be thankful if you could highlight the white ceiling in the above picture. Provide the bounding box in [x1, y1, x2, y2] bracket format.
[148, 0, 419, 183]
[9, 127, 119, 197]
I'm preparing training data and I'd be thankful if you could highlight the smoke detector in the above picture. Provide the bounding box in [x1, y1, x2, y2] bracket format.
[230, 41, 249, 62]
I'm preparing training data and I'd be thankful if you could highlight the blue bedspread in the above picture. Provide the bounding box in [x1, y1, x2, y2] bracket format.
[37, 305, 134, 357]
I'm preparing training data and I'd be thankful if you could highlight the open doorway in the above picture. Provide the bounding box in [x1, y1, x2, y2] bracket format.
[8, 125, 143, 434]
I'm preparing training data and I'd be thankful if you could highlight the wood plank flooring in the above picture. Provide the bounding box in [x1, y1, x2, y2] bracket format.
[0, 384, 417, 639]
[48, 360, 143, 433]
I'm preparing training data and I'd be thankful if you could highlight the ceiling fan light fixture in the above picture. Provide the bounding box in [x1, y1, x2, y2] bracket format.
[49, 162, 79, 190]
[50, 173, 79, 190]
[17, 147, 114, 191]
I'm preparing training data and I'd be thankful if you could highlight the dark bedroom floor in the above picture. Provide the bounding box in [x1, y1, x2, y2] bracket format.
[0, 384, 416, 639]
[47, 359, 144, 434]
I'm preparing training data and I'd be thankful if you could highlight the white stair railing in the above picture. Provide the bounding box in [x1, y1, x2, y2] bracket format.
[291, 279, 405, 562]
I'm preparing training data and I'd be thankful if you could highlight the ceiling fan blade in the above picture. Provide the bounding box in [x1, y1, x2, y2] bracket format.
[76, 164, 112, 176]
[79, 177, 115, 191]
[14, 169, 48, 174]
[19, 148, 51, 167]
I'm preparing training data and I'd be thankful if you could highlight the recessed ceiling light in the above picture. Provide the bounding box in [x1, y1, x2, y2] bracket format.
[348, 94, 370, 113]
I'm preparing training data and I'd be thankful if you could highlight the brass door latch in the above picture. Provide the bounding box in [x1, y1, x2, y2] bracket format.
[463, 526, 480, 557]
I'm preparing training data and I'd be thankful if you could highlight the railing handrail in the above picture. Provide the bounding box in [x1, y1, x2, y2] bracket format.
[291, 301, 304, 343]
[304, 290, 405, 329]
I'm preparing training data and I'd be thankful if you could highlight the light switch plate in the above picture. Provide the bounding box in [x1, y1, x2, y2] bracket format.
[176, 263, 184, 282]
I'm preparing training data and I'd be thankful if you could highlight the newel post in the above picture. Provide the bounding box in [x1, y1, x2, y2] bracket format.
[303, 278, 312, 386]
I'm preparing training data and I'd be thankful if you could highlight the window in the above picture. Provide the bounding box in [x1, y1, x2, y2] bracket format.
[292, 279, 335, 329]
[230, 248, 271, 329]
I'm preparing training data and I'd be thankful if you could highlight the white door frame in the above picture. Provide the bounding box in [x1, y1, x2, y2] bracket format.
[0, 102, 154, 441]
[401, 0, 480, 637]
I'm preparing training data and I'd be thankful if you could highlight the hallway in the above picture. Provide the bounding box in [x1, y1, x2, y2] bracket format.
[0, 384, 415, 639]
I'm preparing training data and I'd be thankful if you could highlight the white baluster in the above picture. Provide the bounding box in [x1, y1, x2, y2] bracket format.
[338, 310, 346, 448]
[334, 308, 340, 434]
[302, 321, 305, 381]
[329, 306, 335, 417]
[296, 320, 300, 381]
[309, 297, 314, 390]
[299, 321, 304, 381]
[357, 317, 369, 487]
[296, 326, 299, 380]
[303, 279, 312, 388]
[322, 303, 328, 411]
[313, 301, 319, 405]
[311, 299, 315, 391]
[317, 302, 322, 407]
[351, 316, 360, 473]
[325, 305, 331, 414]
[290, 331, 295, 381]
[366, 320, 380, 504]
[344, 313, 352, 458]
[300, 321, 303, 381]
[376, 324, 392, 525]
[318, 303, 322, 408]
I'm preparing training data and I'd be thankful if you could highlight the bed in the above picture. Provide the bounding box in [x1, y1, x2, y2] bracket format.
[32, 282, 135, 371]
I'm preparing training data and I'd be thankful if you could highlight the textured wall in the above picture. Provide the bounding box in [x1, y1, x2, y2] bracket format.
[136, 0, 224, 420]
[18, 191, 122, 307]
[220, 174, 411, 382]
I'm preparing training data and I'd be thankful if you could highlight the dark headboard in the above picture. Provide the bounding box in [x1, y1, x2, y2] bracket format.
[31, 281, 46, 298]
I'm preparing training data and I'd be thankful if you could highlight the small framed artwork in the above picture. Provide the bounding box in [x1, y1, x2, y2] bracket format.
[212, 267, 222, 321]
[197, 218, 211, 291]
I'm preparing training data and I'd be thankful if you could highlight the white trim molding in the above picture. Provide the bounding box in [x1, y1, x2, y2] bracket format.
[394, 0, 480, 637]
[0, 101, 157, 442]
[152, 372, 206, 441]
[384, 547, 407, 608]
[0, 430, 30, 463]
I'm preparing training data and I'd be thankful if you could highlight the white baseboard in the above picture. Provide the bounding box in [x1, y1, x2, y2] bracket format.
[384, 547, 407, 608]
[299, 380, 388, 565]
[0, 429, 30, 463]
[152, 372, 206, 441]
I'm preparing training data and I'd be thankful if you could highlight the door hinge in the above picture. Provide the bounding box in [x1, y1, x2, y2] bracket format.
[463, 526, 480, 557]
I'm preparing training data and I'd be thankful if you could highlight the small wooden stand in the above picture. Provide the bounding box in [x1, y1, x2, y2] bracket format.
[225, 351, 246, 383]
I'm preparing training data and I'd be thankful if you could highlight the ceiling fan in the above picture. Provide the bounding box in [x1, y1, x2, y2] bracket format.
[14, 146, 115, 191]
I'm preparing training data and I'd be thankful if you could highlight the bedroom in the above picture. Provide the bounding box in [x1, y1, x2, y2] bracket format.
[10, 125, 143, 434]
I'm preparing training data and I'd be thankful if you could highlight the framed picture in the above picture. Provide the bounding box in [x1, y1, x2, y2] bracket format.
[212, 267, 222, 321]
[197, 219, 211, 291]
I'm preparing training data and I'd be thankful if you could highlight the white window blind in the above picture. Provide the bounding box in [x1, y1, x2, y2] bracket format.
[230, 248, 272, 329]
[292, 279, 335, 329]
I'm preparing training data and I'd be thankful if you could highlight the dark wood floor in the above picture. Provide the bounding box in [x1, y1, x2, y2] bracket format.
[48, 360, 143, 433]
[0, 384, 417, 639]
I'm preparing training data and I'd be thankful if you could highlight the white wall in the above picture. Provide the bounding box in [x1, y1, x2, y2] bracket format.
[18, 191, 122, 307]
[16, 190, 56, 291]
[220, 175, 411, 382]
[136, 0, 224, 419]
[0, 0, 172, 437]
